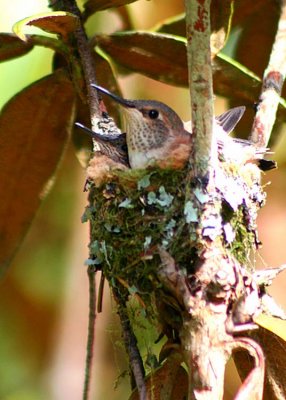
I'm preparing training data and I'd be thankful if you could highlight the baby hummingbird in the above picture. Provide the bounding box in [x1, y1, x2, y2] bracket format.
[90, 85, 275, 171]
[91, 84, 193, 169]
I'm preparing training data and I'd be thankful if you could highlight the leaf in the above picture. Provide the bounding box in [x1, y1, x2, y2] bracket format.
[83, 0, 138, 17]
[155, 0, 234, 57]
[229, 1, 280, 137]
[234, 326, 286, 400]
[154, 13, 186, 37]
[232, 0, 276, 26]
[97, 31, 259, 96]
[129, 354, 188, 400]
[13, 11, 79, 42]
[0, 70, 75, 275]
[0, 33, 33, 62]
[97, 32, 188, 86]
[255, 314, 286, 342]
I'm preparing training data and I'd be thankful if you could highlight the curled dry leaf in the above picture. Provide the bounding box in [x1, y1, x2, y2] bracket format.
[0, 33, 33, 62]
[234, 326, 286, 400]
[13, 11, 79, 42]
[0, 70, 75, 275]
[129, 353, 188, 400]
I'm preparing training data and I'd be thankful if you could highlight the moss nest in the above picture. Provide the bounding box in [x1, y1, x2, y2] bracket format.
[83, 159, 265, 305]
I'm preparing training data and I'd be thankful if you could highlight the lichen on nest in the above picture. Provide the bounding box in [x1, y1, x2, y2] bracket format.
[83, 157, 266, 305]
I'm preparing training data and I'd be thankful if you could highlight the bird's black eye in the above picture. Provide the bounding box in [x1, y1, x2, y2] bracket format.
[148, 109, 159, 119]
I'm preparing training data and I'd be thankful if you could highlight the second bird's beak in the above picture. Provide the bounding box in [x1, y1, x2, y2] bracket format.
[91, 84, 135, 109]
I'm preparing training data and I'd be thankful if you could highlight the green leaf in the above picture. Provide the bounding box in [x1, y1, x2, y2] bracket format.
[0, 70, 75, 275]
[83, 0, 138, 17]
[13, 11, 79, 42]
[0, 33, 33, 62]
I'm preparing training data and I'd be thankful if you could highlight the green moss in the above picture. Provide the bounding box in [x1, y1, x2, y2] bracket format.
[84, 161, 265, 309]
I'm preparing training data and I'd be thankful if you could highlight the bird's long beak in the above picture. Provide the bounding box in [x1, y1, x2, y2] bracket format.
[91, 84, 135, 108]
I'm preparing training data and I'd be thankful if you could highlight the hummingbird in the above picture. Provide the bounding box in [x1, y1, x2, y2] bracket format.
[85, 85, 276, 171]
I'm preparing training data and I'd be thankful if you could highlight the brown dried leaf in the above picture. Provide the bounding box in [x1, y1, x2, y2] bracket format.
[129, 355, 188, 400]
[0, 33, 33, 62]
[83, 0, 138, 17]
[0, 70, 75, 275]
[13, 11, 79, 42]
[234, 326, 286, 400]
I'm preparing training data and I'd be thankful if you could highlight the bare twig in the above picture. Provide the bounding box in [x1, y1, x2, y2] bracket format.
[184, 0, 214, 180]
[112, 288, 147, 400]
[251, 0, 286, 147]
[83, 265, 97, 400]
[49, 2, 101, 399]
[49, 0, 101, 128]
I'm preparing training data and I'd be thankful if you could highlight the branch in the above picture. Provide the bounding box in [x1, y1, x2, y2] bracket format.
[112, 288, 147, 400]
[49, 0, 101, 128]
[184, 0, 214, 180]
[83, 265, 97, 400]
[251, 0, 286, 147]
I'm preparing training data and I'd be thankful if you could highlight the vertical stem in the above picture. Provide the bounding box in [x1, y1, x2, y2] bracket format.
[83, 265, 97, 400]
[184, 0, 214, 181]
[49, 0, 101, 128]
[49, 2, 101, 399]
[251, 0, 286, 147]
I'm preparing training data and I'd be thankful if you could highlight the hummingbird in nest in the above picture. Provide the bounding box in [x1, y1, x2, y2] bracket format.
[80, 85, 276, 171]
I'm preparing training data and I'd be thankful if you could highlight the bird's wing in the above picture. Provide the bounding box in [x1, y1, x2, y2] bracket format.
[215, 106, 246, 134]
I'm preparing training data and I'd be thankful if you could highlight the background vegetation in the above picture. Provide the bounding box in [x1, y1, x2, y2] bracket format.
[1, 1, 286, 399]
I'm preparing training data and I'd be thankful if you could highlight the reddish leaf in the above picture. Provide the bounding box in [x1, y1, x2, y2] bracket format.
[97, 31, 286, 122]
[129, 355, 188, 399]
[0, 33, 33, 62]
[97, 32, 188, 86]
[234, 326, 286, 400]
[233, 0, 277, 26]
[13, 11, 79, 42]
[0, 70, 75, 275]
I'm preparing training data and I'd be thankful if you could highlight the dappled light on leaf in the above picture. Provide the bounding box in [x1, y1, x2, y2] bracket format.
[0, 70, 75, 275]
[13, 11, 79, 42]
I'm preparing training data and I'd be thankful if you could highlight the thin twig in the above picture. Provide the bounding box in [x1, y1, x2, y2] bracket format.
[113, 288, 147, 400]
[251, 0, 286, 147]
[49, 0, 101, 127]
[184, 0, 214, 181]
[83, 265, 97, 400]
[49, 2, 101, 399]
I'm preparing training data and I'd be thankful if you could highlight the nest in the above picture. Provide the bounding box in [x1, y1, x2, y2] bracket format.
[83, 157, 265, 309]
